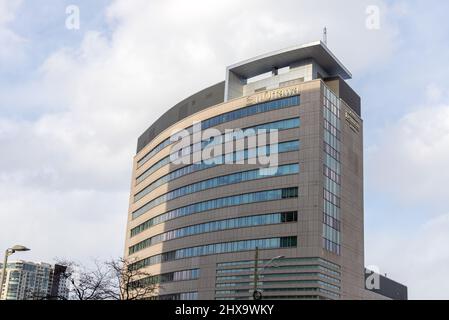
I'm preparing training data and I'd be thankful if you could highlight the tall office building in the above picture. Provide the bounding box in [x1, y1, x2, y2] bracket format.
[124, 41, 407, 300]
[0, 261, 69, 300]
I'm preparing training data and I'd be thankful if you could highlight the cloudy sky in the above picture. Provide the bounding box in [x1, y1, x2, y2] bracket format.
[1, 0, 448, 299]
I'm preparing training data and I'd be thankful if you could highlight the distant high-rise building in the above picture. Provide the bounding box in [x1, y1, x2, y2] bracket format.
[124, 41, 407, 300]
[0, 261, 69, 300]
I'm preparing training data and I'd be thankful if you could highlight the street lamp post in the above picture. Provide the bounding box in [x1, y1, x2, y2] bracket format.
[253, 247, 259, 300]
[0, 245, 30, 300]
[252, 247, 284, 300]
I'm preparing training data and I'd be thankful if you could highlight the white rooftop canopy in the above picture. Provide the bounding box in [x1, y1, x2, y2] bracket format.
[227, 41, 352, 80]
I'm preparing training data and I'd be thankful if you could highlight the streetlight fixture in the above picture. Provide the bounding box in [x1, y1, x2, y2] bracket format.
[252, 247, 284, 300]
[1, 245, 30, 300]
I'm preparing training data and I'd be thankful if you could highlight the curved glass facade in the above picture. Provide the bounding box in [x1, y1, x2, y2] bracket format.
[130, 236, 298, 270]
[136, 136, 299, 186]
[137, 96, 300, 168]
[129, 211, 298, 254]
[133, 164, 299, 218]
[134, 140, 299, 199]
[131, 187, 298, 234]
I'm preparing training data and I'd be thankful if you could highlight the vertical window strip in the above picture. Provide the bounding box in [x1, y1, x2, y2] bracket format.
[322, 85, 341, 255]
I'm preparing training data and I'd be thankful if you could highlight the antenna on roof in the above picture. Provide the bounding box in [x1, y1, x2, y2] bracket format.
[323, 27, 328, 45]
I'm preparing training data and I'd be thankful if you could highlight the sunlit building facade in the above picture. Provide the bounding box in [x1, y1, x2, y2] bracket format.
[124, 41, 407, 300]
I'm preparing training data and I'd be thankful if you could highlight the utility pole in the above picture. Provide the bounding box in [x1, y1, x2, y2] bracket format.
[252, 247, 261, 300]
[251, 248, 285, 300]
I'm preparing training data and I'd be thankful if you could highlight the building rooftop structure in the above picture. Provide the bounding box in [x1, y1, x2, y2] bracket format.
[225, 41, 351, 101]
[137, 41, 355, 153]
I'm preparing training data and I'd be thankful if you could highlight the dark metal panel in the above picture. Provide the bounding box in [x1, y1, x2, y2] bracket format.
[365, 269, 408, 300]
[136, 82, 225, 153]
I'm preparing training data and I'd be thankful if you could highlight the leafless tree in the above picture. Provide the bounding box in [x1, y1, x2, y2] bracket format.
[54, 258, 158, 300]
[102, 257, 158, 300]
[55, 259, 110, 300]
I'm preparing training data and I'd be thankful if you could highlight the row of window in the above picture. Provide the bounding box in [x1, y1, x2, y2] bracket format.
[218, 295, 321, 300]
[202, 96, 300, 131]
[215, 279, 340, 292]
[216, 272, 340, 285]
[137, 96, 300, 168]
[317, 257, 341, 271]
[216, 257, 341, 271]
[170, 117, 300, 160]
[216, 265, 341, 278]
[215, 287, 312, 296]
[131, 187, 298, 235]
[130, 269, 200, 288]
[136, 134, 300, 186]
[319, 272, 341, 284]
[134, 140, 300, 200]
[129, 211, 298, 254]
[151, 292, 199, 300]
[320, 288, 341, 299]
[136, 152, 171, 185]
[215, 283, 338, 297]
[136, 136, 300, 187]
[216, 281, 263, 288]
[138, 136, 172, 169]
[217, 295, 326, 301]
[129, 237, 297, 271]
[132, 164, 299, 219]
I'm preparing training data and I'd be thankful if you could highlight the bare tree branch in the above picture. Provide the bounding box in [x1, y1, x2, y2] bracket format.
[103, 257, 158, 300]
[54, 259, 110, 300]
[53, 257, 158, 300]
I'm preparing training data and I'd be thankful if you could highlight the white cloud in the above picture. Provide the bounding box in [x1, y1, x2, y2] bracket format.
[366, 212, 449, 299]
[0, 0, 25, 64]
[0, 180, 128, 263]
[425, 83, 445, 103]
[0, 0, 21, 26]
[365, 85, 449, 299]
[1, 0, 401, 268]
[367, 98, 449, 210]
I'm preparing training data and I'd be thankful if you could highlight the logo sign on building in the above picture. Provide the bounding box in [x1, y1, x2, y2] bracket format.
[246, 87, 300, 106]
